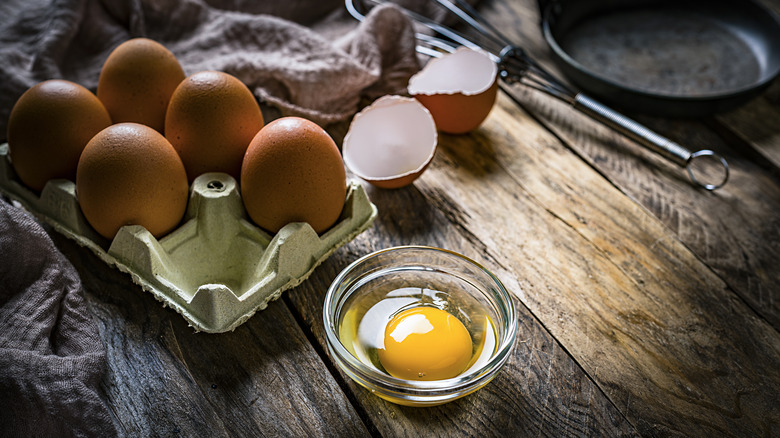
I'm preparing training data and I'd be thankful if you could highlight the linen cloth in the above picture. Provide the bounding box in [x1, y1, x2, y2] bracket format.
[0, 0, 422, 436]
[0, 0, 421, 136]
[0, 200, 115, 437]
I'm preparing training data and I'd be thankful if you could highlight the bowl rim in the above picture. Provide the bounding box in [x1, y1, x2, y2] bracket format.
[322, 245, 518, 397]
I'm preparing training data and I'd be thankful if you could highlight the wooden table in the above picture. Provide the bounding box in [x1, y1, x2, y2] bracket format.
[43, 0, 780, 436]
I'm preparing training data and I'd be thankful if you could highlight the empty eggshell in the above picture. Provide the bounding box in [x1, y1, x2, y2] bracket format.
[342, 95, 437, 189]
[408, 47, 498, 134]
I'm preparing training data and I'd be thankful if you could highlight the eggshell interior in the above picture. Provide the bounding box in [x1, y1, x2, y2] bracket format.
[343, 95, 437, 188]
[408, 47, 497, 96]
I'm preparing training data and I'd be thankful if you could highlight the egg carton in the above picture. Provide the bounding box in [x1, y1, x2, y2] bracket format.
[0, 143, 377, 333]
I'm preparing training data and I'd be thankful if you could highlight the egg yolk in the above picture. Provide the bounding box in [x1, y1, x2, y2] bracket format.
[378, 306, 472, 380]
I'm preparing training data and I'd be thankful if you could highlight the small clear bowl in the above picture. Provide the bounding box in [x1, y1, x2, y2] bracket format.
[323, 246, 517, 407]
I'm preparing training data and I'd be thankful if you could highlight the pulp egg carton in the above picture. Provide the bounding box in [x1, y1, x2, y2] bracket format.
[0, 143, 377, 333]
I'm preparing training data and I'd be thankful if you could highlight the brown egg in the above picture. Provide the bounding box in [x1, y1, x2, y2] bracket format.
[97, 38, 185, 133]
[241, 117, 346, 234]
[76, 122, 189, 239]
[165, 70, 264, 182]
[7, 79, 112, 192]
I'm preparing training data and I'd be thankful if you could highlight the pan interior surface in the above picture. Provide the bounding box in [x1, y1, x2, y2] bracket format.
[558, 8, 765, 97]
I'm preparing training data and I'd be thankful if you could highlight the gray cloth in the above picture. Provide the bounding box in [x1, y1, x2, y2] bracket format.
[0, 0, 421, 436]
[0, 199, 116, 438]
[0, 0, 420, 137]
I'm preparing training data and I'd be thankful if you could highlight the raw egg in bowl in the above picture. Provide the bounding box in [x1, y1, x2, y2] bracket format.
[323, 246, 517, 407]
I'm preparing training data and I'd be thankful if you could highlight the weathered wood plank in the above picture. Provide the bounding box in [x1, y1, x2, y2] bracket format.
[285, 185, 639, 437]
[507, 81, 780, 329]
[50, 232, 370, 438]
[478, 0, 780, 332]
[405, 93, 780, 436]
[717, 81, 780, 171]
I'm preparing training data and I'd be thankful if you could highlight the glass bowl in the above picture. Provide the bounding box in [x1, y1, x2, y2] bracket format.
[323, 246, 517, 407]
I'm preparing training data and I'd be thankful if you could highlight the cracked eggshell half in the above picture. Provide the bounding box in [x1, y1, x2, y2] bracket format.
[343, 95, 437, 189]
[408, 47, 498, 134]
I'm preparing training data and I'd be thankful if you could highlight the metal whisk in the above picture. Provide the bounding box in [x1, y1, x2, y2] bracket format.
[346, 0, 730, 190]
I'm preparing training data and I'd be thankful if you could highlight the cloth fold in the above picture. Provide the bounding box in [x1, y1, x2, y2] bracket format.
[0, 199, 117, 437]
[0, 0, 421, 136]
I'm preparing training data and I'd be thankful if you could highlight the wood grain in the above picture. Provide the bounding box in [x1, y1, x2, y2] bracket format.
[51, 232, 370, 437]
[478, 0, 780, 331]
[507, 82, 780, 328]
[285, 182, 638, 437]
[408, 92, 780, 436]
[719, 82, 780, 170]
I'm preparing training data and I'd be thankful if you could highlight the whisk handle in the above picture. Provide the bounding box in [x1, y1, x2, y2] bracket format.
[573, 93, 690, 166]
[572, 93, 729, 190]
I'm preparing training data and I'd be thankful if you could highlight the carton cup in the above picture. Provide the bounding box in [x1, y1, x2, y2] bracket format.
[0, 143, 377, 332]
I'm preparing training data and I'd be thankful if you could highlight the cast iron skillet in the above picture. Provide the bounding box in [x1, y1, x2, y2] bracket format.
[540, 0, 780, 117]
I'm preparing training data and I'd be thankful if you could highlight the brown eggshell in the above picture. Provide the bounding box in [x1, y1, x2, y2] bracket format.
[413, 81, 498, 135]
[76, 122, 189, 239]
[241, 117, 346, 234]
[97, 38, 186, 133]
[166, 70, 264, 182]
[408, 47, 498, 134]
[342, 95, 437, 189]
[7, 79, 112, 192]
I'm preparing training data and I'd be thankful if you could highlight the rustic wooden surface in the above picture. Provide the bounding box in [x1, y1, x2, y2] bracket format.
[31, 0, 780, 436]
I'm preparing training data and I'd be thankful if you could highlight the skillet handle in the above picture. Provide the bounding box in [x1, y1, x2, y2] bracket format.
[572, 93, 729, 190]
